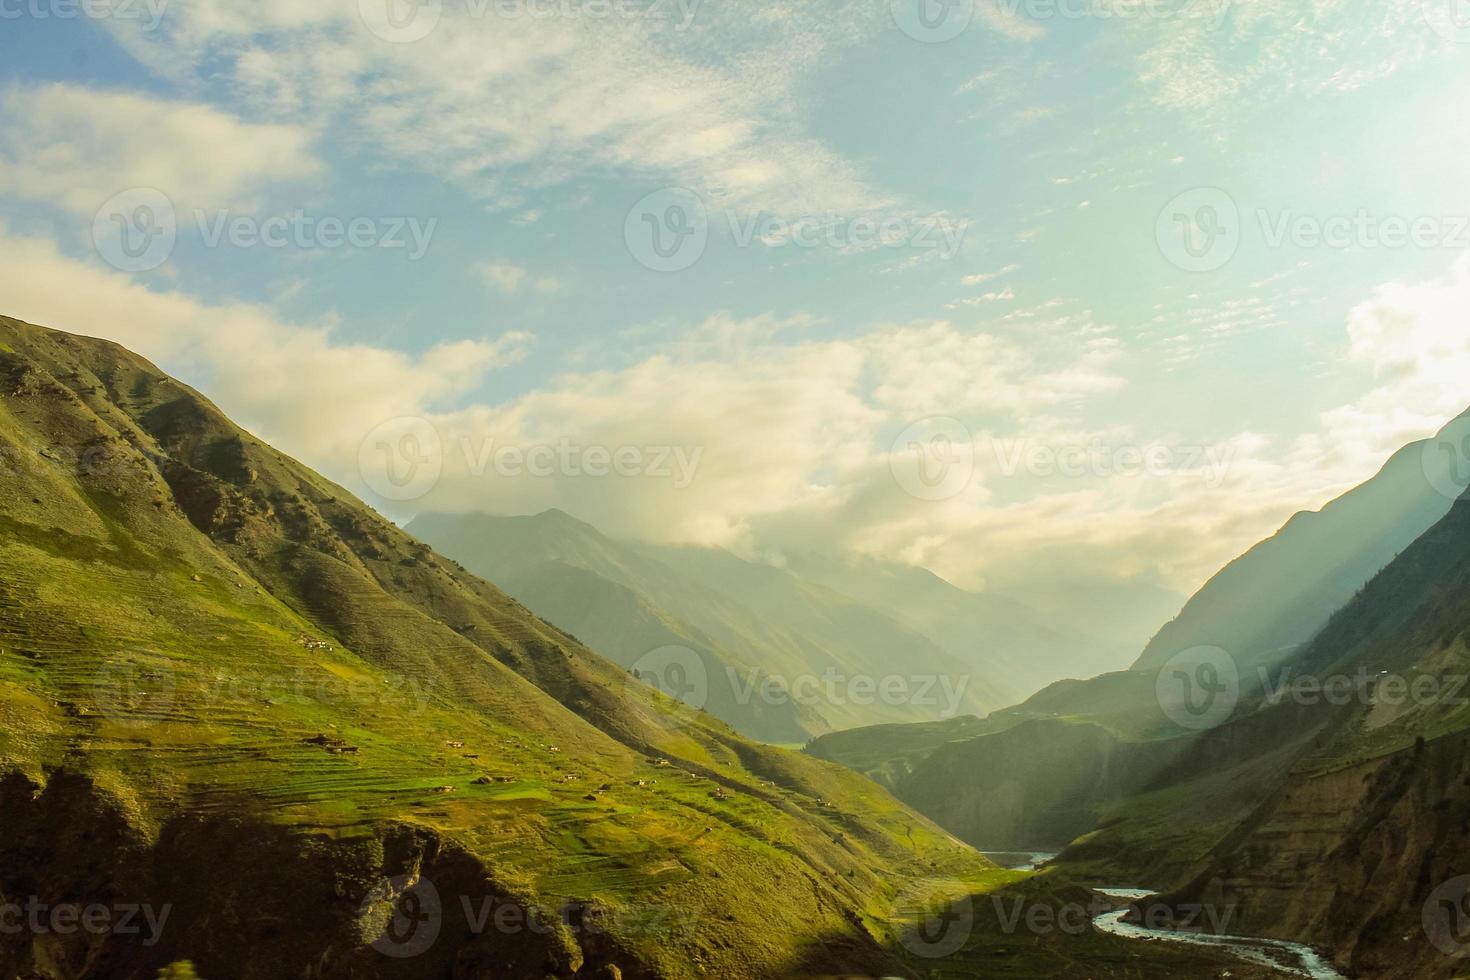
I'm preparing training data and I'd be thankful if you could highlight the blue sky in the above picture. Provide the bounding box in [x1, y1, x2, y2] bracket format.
[2, 0, 1469, 600]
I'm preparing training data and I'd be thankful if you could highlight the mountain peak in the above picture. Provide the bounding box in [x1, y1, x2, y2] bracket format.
[534, 506, 592, 528]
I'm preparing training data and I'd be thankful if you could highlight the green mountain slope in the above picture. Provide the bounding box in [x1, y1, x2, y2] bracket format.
[0, 314, 1266, 980]
[0, 315, 998, 979]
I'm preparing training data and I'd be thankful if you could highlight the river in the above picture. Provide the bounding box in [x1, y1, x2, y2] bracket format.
[1091, 888, 1346, 979]
[980, 850, 1056, 871]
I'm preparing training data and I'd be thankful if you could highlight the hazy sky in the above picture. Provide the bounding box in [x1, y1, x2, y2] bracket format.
[2, 0, 1468, 595]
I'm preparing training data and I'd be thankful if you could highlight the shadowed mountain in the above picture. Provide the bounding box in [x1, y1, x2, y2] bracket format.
[1135, 480, 1470, 980]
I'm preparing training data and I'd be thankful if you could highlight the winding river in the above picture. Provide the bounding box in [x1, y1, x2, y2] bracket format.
[1091, 888, 1346, 979]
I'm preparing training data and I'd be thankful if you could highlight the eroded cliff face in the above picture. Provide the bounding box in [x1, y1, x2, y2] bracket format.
[1163, 729, 1470, 979]
[0, 770, 643, 980]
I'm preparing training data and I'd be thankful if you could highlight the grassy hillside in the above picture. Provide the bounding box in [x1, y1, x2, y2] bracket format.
[0, 314, 1262, 980]
[0, 314, 993, 979]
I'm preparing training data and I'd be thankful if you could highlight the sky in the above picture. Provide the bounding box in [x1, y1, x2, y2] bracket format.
[1, 0, 1469, 601]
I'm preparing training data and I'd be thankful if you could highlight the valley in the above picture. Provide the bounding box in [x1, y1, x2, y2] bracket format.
[0, 316, 1250, 978]
[809, 411, 1470, 978]
[1, 6, 1459, 976]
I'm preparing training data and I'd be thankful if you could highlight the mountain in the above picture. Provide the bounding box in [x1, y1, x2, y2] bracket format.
[1138, 481, 1470, 979]
[1132, 408, 1470, 672]
[0, 314, 1266, 980]
[807, 667, 1204, 852]
[406, 511, 1013, 739]
[780, 554, 1175, 698]
[813, 411, 1470, 820]
[811, 406, 1470, 977]
[992, 579, 1185, 668]
[406, 512, 1154, 743]
[0, 315, 991, 979]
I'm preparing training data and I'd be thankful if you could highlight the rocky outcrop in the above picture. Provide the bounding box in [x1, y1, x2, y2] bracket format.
[1159, 725, 1470, 978]
[0, 770, 647, 980]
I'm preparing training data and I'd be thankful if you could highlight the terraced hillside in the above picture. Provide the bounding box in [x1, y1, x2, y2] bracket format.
[0, 316, 1256, 980]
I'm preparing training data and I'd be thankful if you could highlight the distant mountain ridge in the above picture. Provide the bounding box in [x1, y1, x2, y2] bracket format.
[407, 509, 1165, 741]
[407, 510, 997, 739]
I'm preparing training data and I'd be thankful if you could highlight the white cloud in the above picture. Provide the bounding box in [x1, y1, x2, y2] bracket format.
[0, 227, 526, 471]
[476, 261, 562, 296]
[103, 1, 900, 221]
[0, 222, 1136, 584]
[0, 84, 321, 214]
[1314, 254, 1470, 460]
[477, 262, 526, 294]
[961, 264, 1020, 286]
[3, 233, 1465, 609]
[1130, 0, 1434, 119]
